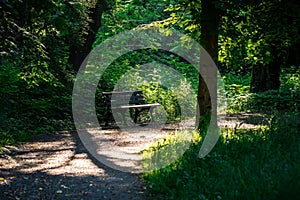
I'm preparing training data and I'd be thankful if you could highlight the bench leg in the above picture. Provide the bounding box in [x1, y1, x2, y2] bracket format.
[149, 107, 156, 123]
[121, 110, 127, 126]
[115, 109, 131, 127]
[105, 106, 110, 126]
[134, 108, 139, 123]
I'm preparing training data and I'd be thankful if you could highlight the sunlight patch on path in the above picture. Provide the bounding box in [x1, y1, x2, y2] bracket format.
[84, 128, 169, 173]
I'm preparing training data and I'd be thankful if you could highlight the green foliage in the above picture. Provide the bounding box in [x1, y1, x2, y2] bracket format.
[222, 72, 251, 96]
[227, 90, 299, 114]
[162, 0, 300, 78]
[96, 49, 197, 124]
[142, 66, 299, 199]
[0, 3, 299, 200]
[280, 66, 300, 92]
[0, 113, 72, 147]
[94, 0, 176, 46]
[162, 0, 201, 38]
[1, 0, 88, 87]
[143, 115, 300, 199]
[0, 0, 88, 148]
[141, 130, 201, 172]
[224, 67, 299, 114]
[140, 82, 182, 122]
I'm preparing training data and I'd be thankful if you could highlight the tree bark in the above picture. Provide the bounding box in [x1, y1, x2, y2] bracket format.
[68, 0, 107, 72]
[250, 64, 280, 93]
[197, 0, 220, 128]
[250, 45, 281, 93]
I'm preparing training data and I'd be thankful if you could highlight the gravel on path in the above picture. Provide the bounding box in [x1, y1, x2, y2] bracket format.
[0, 132, 147, 200]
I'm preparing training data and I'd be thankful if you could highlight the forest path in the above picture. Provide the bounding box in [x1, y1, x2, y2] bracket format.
[0, 113, 265, 199]
[0, 132, 147, 200]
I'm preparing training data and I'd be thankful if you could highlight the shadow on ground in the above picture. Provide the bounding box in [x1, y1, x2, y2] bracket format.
[0, 132, 146, 200]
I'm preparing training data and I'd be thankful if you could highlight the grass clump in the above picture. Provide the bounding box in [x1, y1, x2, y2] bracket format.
[142, 116, 300, 199]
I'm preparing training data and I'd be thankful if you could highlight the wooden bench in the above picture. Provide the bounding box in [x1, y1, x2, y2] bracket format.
[102, 90, 161, 126]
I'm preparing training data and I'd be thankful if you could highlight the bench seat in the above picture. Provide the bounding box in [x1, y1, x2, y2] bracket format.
[102, 90, 161, 126]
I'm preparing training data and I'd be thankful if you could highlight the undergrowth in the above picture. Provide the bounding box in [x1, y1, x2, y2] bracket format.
[224, 66, 299, 113]
[142, 114, 300, 199]
[0, 112, 73, 152]
[142, 67, 299, 199]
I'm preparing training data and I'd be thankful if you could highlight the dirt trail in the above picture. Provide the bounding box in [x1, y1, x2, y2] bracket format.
[0, 132, 147, 200]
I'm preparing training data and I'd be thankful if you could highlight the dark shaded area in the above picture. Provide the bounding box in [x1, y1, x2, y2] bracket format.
[0, 171, 143, 200]
[0, 132, 146, 200]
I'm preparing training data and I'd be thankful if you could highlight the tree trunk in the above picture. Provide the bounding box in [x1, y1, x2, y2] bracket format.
[250, 46, 281, 93]
[250, 64, 280, 93]
[196, 0, 220, 128]
[68, 0, 106, 72]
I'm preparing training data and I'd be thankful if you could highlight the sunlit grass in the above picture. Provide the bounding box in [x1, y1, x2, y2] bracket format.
[142, 115, 300, 199]
[140, 130, 201, 172]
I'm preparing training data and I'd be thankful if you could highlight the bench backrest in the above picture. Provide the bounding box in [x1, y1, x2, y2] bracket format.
[103, 90, 146, 107]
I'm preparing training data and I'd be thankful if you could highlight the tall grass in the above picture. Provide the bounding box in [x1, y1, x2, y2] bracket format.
[142, 115, 299, 199]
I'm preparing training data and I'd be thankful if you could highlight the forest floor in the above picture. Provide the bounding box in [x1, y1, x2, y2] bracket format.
[0, 113, 265, 200]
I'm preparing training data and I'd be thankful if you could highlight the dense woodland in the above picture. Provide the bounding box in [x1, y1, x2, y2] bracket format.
[1, 0, 300, 199]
